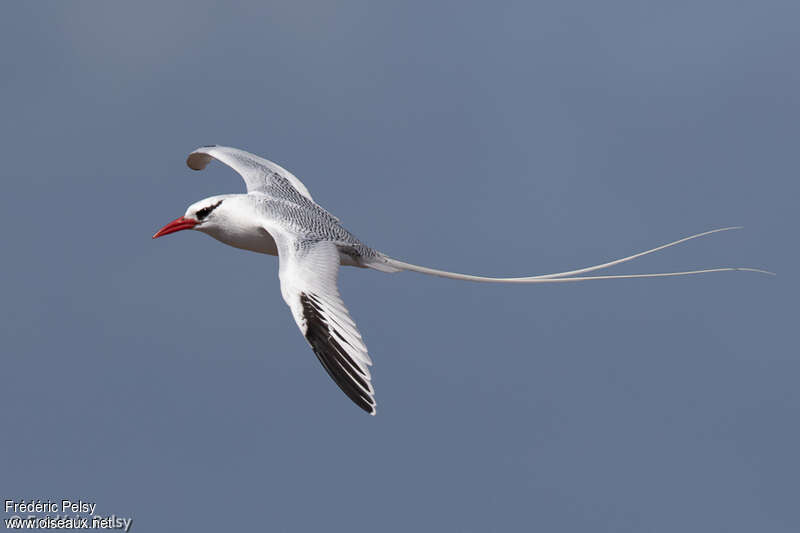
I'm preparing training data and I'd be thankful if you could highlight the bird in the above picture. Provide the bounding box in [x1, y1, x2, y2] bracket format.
[153, 145, 772, 415]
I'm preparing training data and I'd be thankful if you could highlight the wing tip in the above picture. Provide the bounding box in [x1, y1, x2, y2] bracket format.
[187, 152, 212, 171]
[186, 145, 224, 171]
[301, 292, 379, 415]
[360, 398, 377, 416]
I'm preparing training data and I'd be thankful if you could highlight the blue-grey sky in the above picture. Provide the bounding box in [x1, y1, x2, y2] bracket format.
[1, 2, 796, 531]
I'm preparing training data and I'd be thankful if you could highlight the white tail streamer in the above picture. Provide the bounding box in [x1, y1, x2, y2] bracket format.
[381, 227, 774, 283]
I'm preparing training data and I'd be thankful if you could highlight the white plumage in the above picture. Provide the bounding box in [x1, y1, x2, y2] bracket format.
[153, 145, 772, 415]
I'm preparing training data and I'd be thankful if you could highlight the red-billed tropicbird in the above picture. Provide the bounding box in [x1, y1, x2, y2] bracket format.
[153, 145, 771, 415]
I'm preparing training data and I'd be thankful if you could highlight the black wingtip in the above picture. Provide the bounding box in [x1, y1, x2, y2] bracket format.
[301, 293, 375, 414]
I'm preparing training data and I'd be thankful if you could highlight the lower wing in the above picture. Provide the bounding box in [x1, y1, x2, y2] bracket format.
[275, 236, 377, 415]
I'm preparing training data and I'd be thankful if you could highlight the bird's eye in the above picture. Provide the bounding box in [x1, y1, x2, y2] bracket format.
[195, 200, 222, 221]
[196, 206, 213, 220]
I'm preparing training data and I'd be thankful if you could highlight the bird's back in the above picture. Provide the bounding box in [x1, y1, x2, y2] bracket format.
[255, 173, 382, 265]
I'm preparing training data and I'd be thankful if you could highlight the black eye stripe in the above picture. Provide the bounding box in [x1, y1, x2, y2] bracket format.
[196, 200, 223, 220]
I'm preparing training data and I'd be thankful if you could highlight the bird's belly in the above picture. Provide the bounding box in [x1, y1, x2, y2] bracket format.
[231, 233, 279, 255]
[204, 226, 279, 256]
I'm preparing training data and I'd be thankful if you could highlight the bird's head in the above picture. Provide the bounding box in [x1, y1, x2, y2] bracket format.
[152, 195, 230, 239]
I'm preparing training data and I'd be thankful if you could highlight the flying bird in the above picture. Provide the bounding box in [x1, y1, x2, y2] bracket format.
[153, 145, 771, 415]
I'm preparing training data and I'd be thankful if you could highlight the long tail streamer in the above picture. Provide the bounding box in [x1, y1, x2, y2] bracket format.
[382, 227, 774, 283]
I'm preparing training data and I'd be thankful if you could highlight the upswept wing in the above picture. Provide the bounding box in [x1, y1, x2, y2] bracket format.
[272, 234, 376, 414]
[186, 145, 315, 201]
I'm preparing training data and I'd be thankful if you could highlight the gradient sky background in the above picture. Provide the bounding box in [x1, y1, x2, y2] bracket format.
[1, 2, 796, 531]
